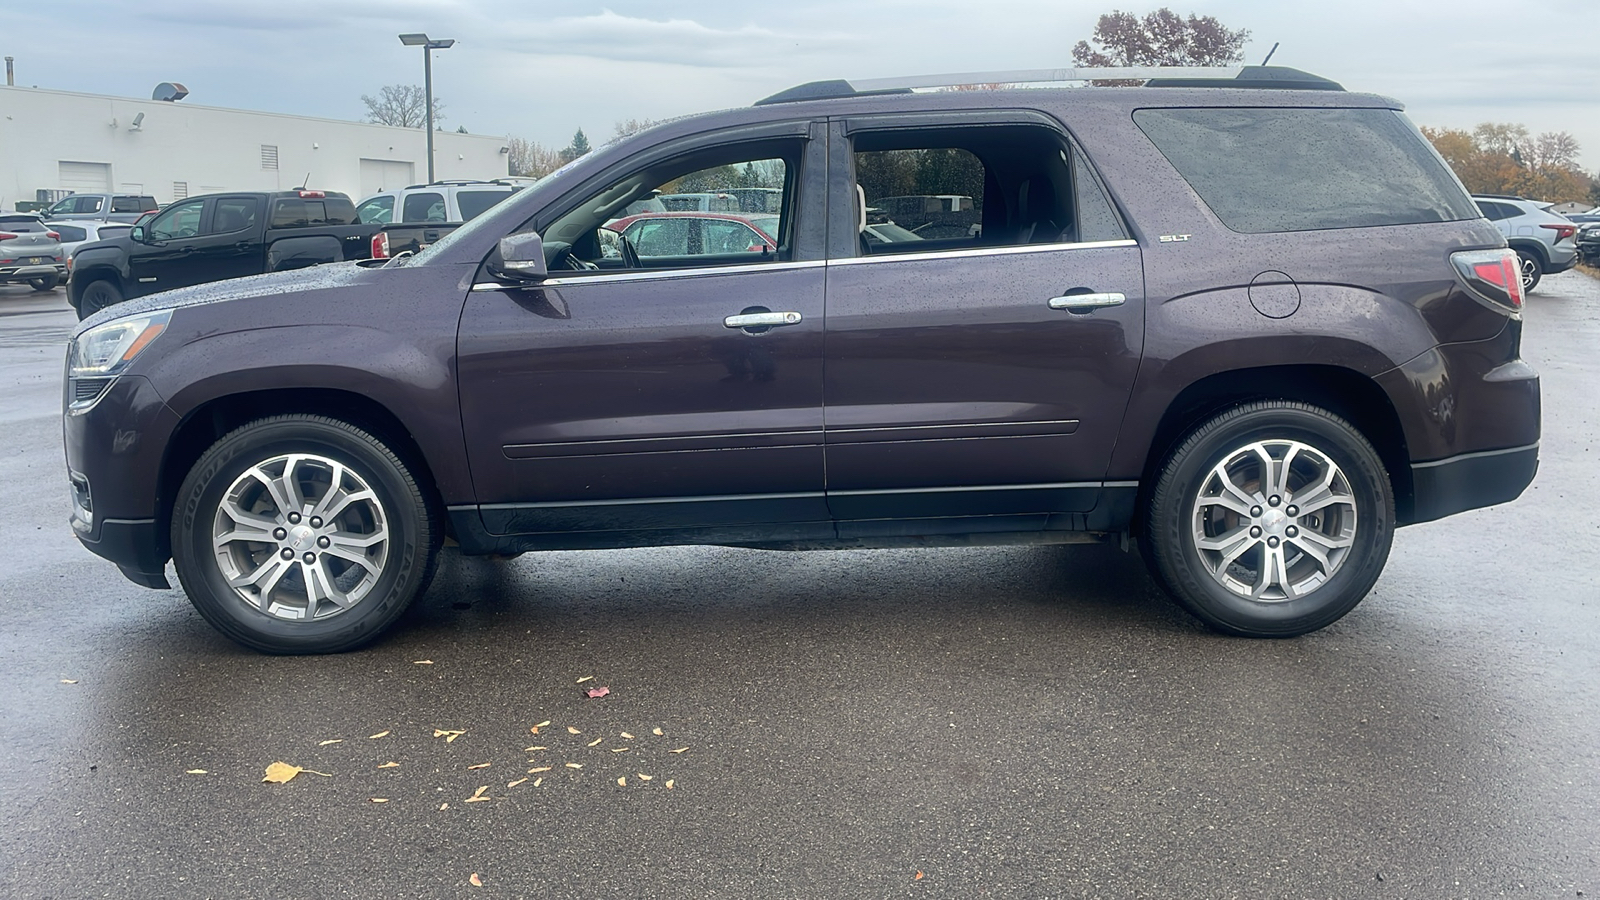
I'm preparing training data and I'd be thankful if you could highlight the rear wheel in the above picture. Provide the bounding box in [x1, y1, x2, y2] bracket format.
[1515, 248, 1543, 293]
[28, 274, 58, 292]
[1141, 401, 1394, 637]
[77, 279, 123, 319]
[171, 415, 441, 654]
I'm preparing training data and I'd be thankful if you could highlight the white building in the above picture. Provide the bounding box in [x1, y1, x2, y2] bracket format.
[0, 85, 510, 211]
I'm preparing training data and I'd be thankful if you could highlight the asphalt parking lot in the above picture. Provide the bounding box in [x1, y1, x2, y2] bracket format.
[1, 277, 1596, 899]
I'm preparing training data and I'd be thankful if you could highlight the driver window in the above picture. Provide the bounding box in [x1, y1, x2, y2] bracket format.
[541, 148, 793, 274]
[149, 198, 206, 240]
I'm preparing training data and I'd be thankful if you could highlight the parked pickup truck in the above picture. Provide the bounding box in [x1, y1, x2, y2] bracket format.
[67, 190, 380, 318]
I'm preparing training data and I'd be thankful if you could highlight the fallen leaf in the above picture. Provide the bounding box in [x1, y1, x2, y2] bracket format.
[369, 731, 391, 739]
[186, 769, 208, 775]
[534, 720, 551, 729]
[261, 762, 332, 783]
[652, 727, 664, 736]
[665, 779, 675, 790]
[318, 739, 343, 746]
[507, 778, 528, 788]
[465, 785, 490, 803]
[576, 676, 594, 683]
[585, 686, 610, 699]
[467, 763, 491, 770]
[60, 679, 78, 684]
[611, 748, 629, 753]
[439, 802, 449, 810]
[567, 726, 581, 735]
[564, 762, 582, 769]
[527, 766, 552, 773]
[616, 776, 627, 786]
[637, 773, 653, 781]
[378, 762, 400, 769]
[433, 729, 466, 743]
[370, 798, 390, 803]
[413, 660, 434, 665]
[670, 747, 689, 754]
[532, 777, 543, 787]
[524, 746, 547, 752]
[620, 732, 635, 740]
[915, 871, 925, 881]
[470, 873, 483, 887]
[587, 738, 603, 747]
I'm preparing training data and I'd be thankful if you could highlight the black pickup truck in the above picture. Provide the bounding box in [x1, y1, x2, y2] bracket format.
[68, 190, 385, 319]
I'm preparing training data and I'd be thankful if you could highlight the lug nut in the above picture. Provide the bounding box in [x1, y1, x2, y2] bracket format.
[317, 536, 331, 549]
[303, 552, 316, 564]
[1250, 505, 1263, 517]
[1249, 526, 1262, 538]
[287, 512, 301, 524]
[273, 527, 287, 540]
[1267, 536, 1280, 548]
[1268, 495, 1281, 507]
[280, 548, 294, 560]
[1286, 505, 1298, 517]
[1286, 526, 1299, 538]
[310, 516, 323, 529]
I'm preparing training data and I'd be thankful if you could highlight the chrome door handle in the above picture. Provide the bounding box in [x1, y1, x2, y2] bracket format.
[724, 311, 803, 329]
[1048, 292, 1126, 311]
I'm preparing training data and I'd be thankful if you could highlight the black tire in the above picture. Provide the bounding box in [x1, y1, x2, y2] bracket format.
[171, 415, 441, 654]
[1515, 248, 1543, 293]
[1140, 401, 1394, 637]
[28, 274, 58, 292]
[77, 279, 123, 320]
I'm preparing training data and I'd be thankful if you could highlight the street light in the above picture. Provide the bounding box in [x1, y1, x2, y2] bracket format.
[398, 32, 455, 183]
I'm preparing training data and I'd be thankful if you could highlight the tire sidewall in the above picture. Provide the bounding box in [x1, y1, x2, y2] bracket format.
[80, 280, 121, 318]
[172, 419, 426, 653]
[1148, 405, 1394, 636]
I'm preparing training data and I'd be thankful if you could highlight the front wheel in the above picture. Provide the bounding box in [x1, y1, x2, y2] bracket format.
[1141, 401, 1394, 637]
[77, 279, 123, 319]
[171, 416, 441, 654]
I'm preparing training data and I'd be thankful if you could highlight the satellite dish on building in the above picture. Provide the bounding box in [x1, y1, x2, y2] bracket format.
[152, 82, 189, 102]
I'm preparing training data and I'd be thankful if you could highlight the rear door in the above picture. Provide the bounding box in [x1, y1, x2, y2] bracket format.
[821, 114, 1145, 536]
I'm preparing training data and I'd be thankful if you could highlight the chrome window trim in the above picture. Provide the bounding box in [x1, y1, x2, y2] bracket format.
[829, 239, 1138, 267]
[472, 258, 826, 290]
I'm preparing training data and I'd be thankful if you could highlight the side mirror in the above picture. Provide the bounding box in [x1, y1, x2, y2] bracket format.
[130, 225, 147, 243]
[495, 232, 547, 280]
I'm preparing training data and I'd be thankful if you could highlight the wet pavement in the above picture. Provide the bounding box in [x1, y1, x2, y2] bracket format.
[1, 277, 1596, 898]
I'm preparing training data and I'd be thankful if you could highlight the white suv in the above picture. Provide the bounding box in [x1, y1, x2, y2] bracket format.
[1473, 195, 1579, 291]
[355, 180, 519, 226]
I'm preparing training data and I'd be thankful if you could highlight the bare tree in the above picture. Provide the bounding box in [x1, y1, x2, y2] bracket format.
[613, 117, 665, 140]
[1072, 8, 1250, 68]
[506, 137, 563, 179]
[361, 85, 445, 128]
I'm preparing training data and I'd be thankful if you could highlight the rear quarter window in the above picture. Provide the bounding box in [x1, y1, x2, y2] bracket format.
[455, 190, 511, 221]
[1133, 107, 1479, 233]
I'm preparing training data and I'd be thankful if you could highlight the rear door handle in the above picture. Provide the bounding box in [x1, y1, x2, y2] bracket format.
[724, 311, 802, 329]
[1048, 292, 1126, 312]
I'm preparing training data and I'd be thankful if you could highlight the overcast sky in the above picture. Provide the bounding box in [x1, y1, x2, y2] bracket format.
[8, 0, 1600, 169]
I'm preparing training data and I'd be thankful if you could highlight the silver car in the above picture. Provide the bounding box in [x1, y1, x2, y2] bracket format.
[0, 214, 66, 292]
[46, 220, 132, 273]
[1472, 194, 1579, 292]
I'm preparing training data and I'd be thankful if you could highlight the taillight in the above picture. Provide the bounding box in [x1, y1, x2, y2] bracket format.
[0, 232, 16, 240]
[1450, 248, 1523, 313]
[371, 231, 390, 259]
[46, 231, 60, 239]
[1540, 223, 1576, 242]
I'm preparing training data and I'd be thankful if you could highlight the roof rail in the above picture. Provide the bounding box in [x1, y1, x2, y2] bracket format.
[755, 65, 1342, 105]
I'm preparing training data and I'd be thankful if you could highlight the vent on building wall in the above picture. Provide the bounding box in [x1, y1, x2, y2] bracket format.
[261, 145, 279, 170]
[173, 181, 188, 200]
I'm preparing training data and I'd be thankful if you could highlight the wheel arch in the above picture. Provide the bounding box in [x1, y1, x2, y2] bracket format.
[68, 265, 124, 304]
[1506, 239, 1548, 268]
[1134, 364, 1414, 532]
[155, 388, 449, 560]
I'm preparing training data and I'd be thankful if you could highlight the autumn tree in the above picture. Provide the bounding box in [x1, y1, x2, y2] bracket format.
[506, 137, 563, 179]
[361, 85, 444, 128]
[1421, 123, 1592, 202]
[1072, 8, 1250, 68]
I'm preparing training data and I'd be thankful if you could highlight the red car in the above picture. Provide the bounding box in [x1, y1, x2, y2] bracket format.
[606, 211, 778, 258]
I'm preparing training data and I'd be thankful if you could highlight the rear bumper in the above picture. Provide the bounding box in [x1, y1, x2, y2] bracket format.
[1409, 443, 1538, 524]
[0, 264, 65, 281]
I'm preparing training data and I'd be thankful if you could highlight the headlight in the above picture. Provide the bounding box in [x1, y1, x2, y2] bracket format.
[66, 311, 171, 412]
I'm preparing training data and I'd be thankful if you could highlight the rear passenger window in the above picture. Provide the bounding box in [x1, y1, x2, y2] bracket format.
[456, 190, 509, 222]
[212, 198, 259, 234]
[53, 225, 88, 242]
[1134, 107, 1480, 233]
[403, 192, 446, 222]
[111, 197, 145, 213]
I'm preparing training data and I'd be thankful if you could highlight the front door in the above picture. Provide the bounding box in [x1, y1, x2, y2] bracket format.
[822, 117, 1145, 535]
[128, 197, 208, 295]
[456, 126, 830, 545]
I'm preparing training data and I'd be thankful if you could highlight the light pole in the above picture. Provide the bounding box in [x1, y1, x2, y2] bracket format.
[398, 33, 454, 183]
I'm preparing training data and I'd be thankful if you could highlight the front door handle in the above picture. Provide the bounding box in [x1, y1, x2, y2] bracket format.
[724, 311, 802, 329]
[1048, 292, 1125, 312]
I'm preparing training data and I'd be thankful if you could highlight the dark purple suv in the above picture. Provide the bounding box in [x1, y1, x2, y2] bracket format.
[63, 67, 1540, 653]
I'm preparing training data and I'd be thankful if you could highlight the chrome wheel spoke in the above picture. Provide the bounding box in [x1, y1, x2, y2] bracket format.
[213, 507, 280, 550]
[229, 556, 295, 607]
[1251, 544, 1294, 600]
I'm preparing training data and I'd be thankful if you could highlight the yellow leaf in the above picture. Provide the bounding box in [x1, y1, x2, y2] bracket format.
[465, 785, 490, 803]
[587, 738, 603, 747]
[186, 769, 207, 775]
[370, 798, 389, 803]
[576, 676, 594, 683]
[507, 778, 528, 788]
[564, 762, 582, 769]
[524, 746, 547, 752]
[433, 729, 466, 743]
[467, 763, 491, 770]
[60, 679, 78, 684]
[620, 732, 635, 740]
[377, 761, 400, 769]
[262, 761, 330, 783]
[567, 726, 581, 735]
[665, 779, 675, 790]
[470, 785, 489, 799]
[439, 802, 449, 810]
[617, 776, 627, 786]
[637, 773, 653, 781]
[652, 727, 664, 736]
[670, 747, 689, 754]
[527, 766, 552, 773]
[369, 731, 391, 739]
[464, 797, 490, 803]
[414, 660, 434, 665]
[318, 739, 343, 746]
[535, 720, 551, 729]
[611, 748, 629, 753]
[532, 777, 543, 787]
[470, 873, 483, 887]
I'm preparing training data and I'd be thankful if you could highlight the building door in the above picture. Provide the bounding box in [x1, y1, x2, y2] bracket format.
[360, 159, 415, 197]
[59, 161, 111, 193]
